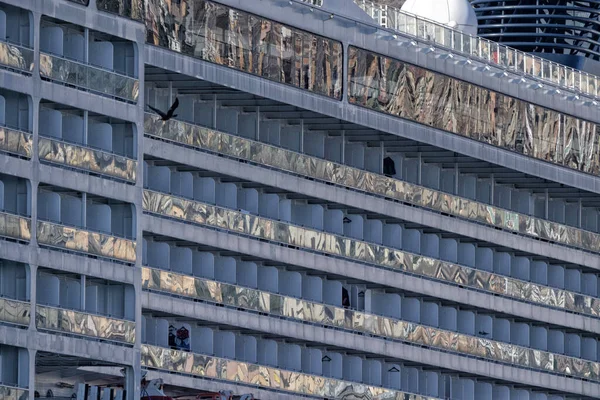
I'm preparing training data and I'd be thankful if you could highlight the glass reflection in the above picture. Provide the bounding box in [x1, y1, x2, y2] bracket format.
[0, 211, 31, 242]
[97, 0, 143, 21]
[38, 137, 137, 182]
[39, 53, 139, 102]
[347, 46, 600, 176]
[0, 386, 28, 400]
[36, 305, 135, 344]
[0, 41, 34, 74]
[141, 344, 438, 399]
[144, 114, 600, 256]
[143, 266, 600, 382]
[0, 127, 32, 158]
[142, 191, 600, 319]
[145, 0, 342, 99]
[0, 297, 30, 326]
[36, 220, 136, 263]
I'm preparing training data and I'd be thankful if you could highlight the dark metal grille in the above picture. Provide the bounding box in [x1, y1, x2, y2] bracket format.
[470, 1, 600, 59]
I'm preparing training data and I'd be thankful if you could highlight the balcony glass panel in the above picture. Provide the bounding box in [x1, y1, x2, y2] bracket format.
[142, 191, 600, 319]
[0, 41, 33, 74]
[0, 297, 29, 326]
[145, 0, 342, 100]
[354, 1, 600, 100]
[0, 385, 28, 400]
[96, 0, 143, 21]
[141, 344, 439, 399]
[0, 127, 31, 158]
[39, 52, 139, 103]
[36, 220, 136, 263]
[35, 304, 135, 344]
[144, 115, 600, 256]
[38, 137, 136, 182]
[143, 267, 600, 382]
[0, 211, 31, 242]
[347, 46, 600, 177]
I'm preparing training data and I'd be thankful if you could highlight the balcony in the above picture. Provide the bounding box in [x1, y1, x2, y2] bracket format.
[141, 344, 441, 399]
[144, 114, 600, 256]
[0, 174, 31, 242]
[36, 269, 135, 344]
[96, 0, 144, 22]
[141, 184, 600, 319]
[40, 18, 138, 103]
[142, 266, 600, 383]
[0, 385, 27, 400]
[0, 4, 33, 75]
[0, 345, 29, 395]
[0, 260, 30, 327]
[39, 103, 137, 182]
[0, 89, 32, 158]
[37, 185, 136, 263]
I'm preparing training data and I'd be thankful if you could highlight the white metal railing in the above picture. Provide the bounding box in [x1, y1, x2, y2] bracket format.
[354, 0, 600, 101]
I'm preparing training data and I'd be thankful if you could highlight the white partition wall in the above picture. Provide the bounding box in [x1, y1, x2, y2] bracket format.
[324, 135, 343, 163]
[62, 114, 84, 144]
[493, 385, 510, 400]
[192, 327, 214, 355]
[301, 347, 322, 375]
[403, 228, 420, 254]
[401, 367, 419, 393]
[511, 322, 530, 347]
[548, 330, 565, 354]
[40, 109, 62, 138]
[147, 241, 169, 269]
[279, 270, 301, 298]
[37, 273, 59, 306]
[237, 261, 258, 288]
[493, 318, 510, 342]
[511, 256, 530, 281]
[214, 256, 236, 284]
[235, 334, 257, 363]
[531, 261, 548, 285]
[383, 224, 402, 248]
[401, 297, 420, 323]
[194, 177, 216, 204]
[214, 331, 235, 359]
[257, 338, 277, 367]
[420, 371, 440, 397]
[237, 188, 258, 214]
[457, 310, 475, 335]
[457, 242, 474, 267]
[324, 208, 344, 235]
[87, 203, 111, 234]
[258, 193, 279, 220]
[322, 352, 342, 379]
[531, 326, 548, 351]
[41, 26, 63, 55]
[439, 306, 457, 331]
[383, 364, 401, 390]
[88, 122, 113, 152]
[322, 279, 341, 306]
[343, 214, 364, 240]
[257, 266, 278, 293]
[475, 382, 492, 399]
[362, 359, 382, 386]
[170, 247, 192, 275]
[89, 41, 114, 70]
[420, 301, 439, 327]
[302, 274, 322, 302]
[342, 355, 362, 382]
[147, 166, 170, 194]
[61, 195, 82, 227]
[494, 252, 511, 276]
[171, 171, 193, 199]
[193, 252, 214, 279]
[439, 238, 457, 262]
[278, 342, 301, 371]
[364, 219, 382, 244]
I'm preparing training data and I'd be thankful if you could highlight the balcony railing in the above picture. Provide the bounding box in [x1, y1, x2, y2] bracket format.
[0, 211, 31, 242]
[0, 385, 28, 400]
[0, 127, 32, 158]
[0, 40, 34, 74]
[39, 52, 139, 103]
[145, 115, 600, 255]
[96, 0, 144, 22]
[141, 344, 441, 399]
[39, 137, 137, 182]
[143, 267, 600, 382]
[0, 297, 30, 327]
[353, 0, 600, 101]
[36, 220, 136, 263]
[142, 190, 600, 319]
[36, 304, 135, 344]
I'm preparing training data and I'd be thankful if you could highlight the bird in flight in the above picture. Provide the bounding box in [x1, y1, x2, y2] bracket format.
[148, 97, 179, 121]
